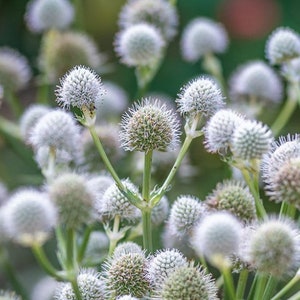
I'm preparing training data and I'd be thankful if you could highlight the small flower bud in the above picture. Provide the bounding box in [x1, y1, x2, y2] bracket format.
[114, 23, 165, 67]
[181, 17, 228, 62]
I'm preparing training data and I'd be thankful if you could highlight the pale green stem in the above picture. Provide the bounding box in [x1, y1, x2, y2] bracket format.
[77, 225, 94, 263]
[287, 290, 300, 300]
[5, 90, 22, 118]
[71, 279, 82, 300]
[108, 215, 121, 256]
[66, 228, 76, 270]
[221, 265, 236, 300]
[271, 274, 300, 300]
[236, 269, 249, 300]
[253, 274, 268, 300]
[37, 79, 50, 105]
[42, 146, 56, 183]
[262, 276, 278, 300]
[280, 201, 296, 218]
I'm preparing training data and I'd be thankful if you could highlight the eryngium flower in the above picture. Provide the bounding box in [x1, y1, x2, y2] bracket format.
[39, 31, 106, 83]
[25, 0, 74, 33]
[229, 60, 283, 104]
[0, 290, 21, 300]
[231, 120, 273, 160]
[120, 98, 180, 152]
[55, 268, 106, 300]
[176, 76, 224, 118]
[168, 195, 206, 237]
[204, 109, 244, 154]
[158, 264, 218, 300]
[266, 27, 300, 65]
[181, 17, 228, 62]
[246, 218, 300, 277]
[118, 0, 178, 41]
[112, 242, 144, 260]
[114, 23, 165, 67]
[205, 180, 256, 224]
[192, 212, 242, 264]
[56, 65, 104, 112]
[49, 173, 95, 229]
[147, 249, 188, 288]
[0, 47, 32, 91]
[104, 252, 150, 298]
[3, 189, 57, 247]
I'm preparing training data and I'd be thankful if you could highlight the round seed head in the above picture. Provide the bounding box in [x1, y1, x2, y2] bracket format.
[204, 109, 244, 154]
[39, 30, 105, 83]
[97, 179, 141, 222]
[120, 98, 180, 152]
[168, 195, 206, 237]
[205, 180, 256, 223]
[181, 17, 228, 62]
[104, 252, 150, 298]
[158, 264, 218, 300]
[231, 120, 273, 160]
[176, 76, 225, 119]
[49, 173, 95, 229]
[266, 27, 300, 65]
[112, 242, 144, 260]
[19, 104, 51, 143]
[147, 249, 188, 288]
[114, 23, 165, 67]
[25, 0, 74, 33]
[246, 218, 300, 277]
[56, 65, 104, 113]
[0, 47, 31, 91]
[192, 211, 242, 265]
[0, 290, 21, 300]
[119, 0, 178, 41]
[151, 195, 169, 227]
[31, 276, 57, 300]
[229, 60, 283, 104]
[3, 189, 57, 247]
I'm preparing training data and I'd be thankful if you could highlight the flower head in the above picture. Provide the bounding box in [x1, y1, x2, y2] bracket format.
[120, 98, 180, 152]
[266, 27, 300, 65]
[114, 23, 165, 67]
[25, 0, 74, 33]
[181, 17, 228, 62]
[112, 242, 144, 260]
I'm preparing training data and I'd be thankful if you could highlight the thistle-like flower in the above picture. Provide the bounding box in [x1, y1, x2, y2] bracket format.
[48, 173, 95, 229]
[0, 47, 32, 92]
[3, 189, 57, 247]
[114, 23, 165, 67]
[265, 27, 300, 65]
[118, 0, 178, 41]
[245, 218, 300, 277]
[112, 242, 144, 260]
[231, 120, 273, 161]
[25, 0, 74, 33]
[205, 180, 256, 223]
[56, 65, 104, 120]
[120, 98, 180, 152]
[176, 76, 224, 119]
[229, 60, 283, 104]
[181, 17, 228, 62]
[204, 109, 244, 154]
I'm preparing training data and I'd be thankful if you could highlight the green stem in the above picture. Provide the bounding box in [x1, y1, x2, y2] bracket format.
[247, 273, 258, 300]
[142, 210, 153, 252]
[71, 278, 83, 300]
[36, 80, 50, 105]
[287, 290, 300, 300]
[66, 228, 76, 270]
[271, 274, 300, 300]
[77, 225, 94, 263]
[221, 265, 236, 300]
[5, 90, 22, 118]
[107, 215, 121, 256]
[253, 274, 268, 300]
[262, 276, 278, 300]
[236, 269, 249, 300]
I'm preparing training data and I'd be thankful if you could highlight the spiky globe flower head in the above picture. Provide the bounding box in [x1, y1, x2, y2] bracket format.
[151, 195, 169, 226]
[246, 217, 300, 277]
[19, 104, 51, 143]
[39, 31, 106, 83]
[192, 211, 242, 266]
[266, 27, 300, 65]
[181, 17, 228, 62]
[31, 276, 57, 300]
[0, 47, 32, 92]
[112, 242, 144, 260]
[168, 195, 206, 238]
[55, 268, 106, 300]
[176, 76, 224, 119]
[204, 109, 244, 154]
[120, 98, 180, 152]
[97, 179, 141, 222]
[114, 23, 165, 67]
[25, 0, 74, 33]
[231, 119, 273, 161]
[147, 249, 188, 288]
[118, 0, 178, 41]
[29, 109, 82, 163]
[3, 189, 57, 247]
[205, 180, 256, 223]
[48, 173, 95, 229]
[56, 65, 104, 121]
[157, 264, 218, 300]
[0, 290, 21, 300]
[229, 60, 283, 104]
[104, 252, 150, 298]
